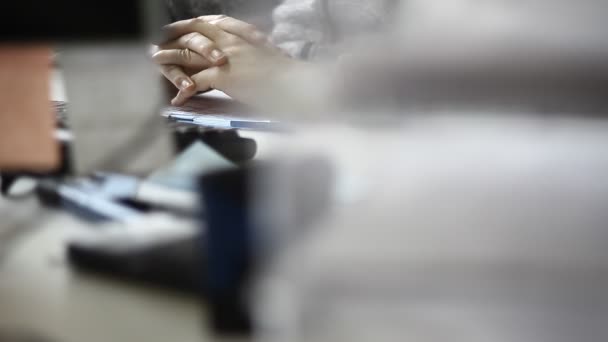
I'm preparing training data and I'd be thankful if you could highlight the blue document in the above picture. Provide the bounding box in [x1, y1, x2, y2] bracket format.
[162, 90, 288, 132]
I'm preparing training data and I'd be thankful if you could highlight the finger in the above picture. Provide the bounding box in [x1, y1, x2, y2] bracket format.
[172, 67, 221, 106]
[202, 16, 284, 54]
[152, 49, 212, 69]
[159, 64, 196, 92]
[175, 32, 227, 65]
[148, 44, 160, 58]
[160, 33, 226, 66]
[171, 87, 198, 106]
[196, 15, 227, 22]
[191, 66, 221, 91]
[160, 18, 225, 44]
[198, 15, 267, 45]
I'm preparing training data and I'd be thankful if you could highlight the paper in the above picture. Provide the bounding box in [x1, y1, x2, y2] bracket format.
[163, 91, 284, 131]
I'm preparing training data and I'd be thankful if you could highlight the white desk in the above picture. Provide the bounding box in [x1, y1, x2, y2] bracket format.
[0, 196, 208, 342]
[0, 71, 285, 342]
[0, 134, 286, 342]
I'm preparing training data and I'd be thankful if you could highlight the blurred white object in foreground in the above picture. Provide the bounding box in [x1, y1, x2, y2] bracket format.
[254, 115, 608, 342]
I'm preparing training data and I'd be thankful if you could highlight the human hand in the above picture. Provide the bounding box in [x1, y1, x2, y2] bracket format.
[157, 16, 297, 106]
[150, 33, 227, 102]
[153, 15, 273, 105]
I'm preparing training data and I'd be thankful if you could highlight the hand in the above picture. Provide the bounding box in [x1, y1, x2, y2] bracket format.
[150, 33, 227, 99]
[153, 15, 273, 105]
[157, 16, 299, 106]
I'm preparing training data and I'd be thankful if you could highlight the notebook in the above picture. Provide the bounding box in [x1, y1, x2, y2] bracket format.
[162, 90, 287, 132]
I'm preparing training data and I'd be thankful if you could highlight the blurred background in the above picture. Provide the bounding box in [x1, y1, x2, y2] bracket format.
[1, 1, 608, 341]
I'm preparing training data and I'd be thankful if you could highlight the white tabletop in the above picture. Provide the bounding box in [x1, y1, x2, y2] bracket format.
[0, 191, 215, 342]
[0, 71, 285, 342]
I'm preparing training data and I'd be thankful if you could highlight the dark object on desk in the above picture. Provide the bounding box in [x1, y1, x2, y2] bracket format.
[67, 232, 204, 293]
[200, 158, 333, 336]
[200, 166, 254, 335]
[172, 128, 257, 164]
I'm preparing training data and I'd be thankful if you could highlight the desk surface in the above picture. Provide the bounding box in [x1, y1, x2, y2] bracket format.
[0, 130, 282, 342]
[0, 71, 283, 342]
[0, 196, 208, 342]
